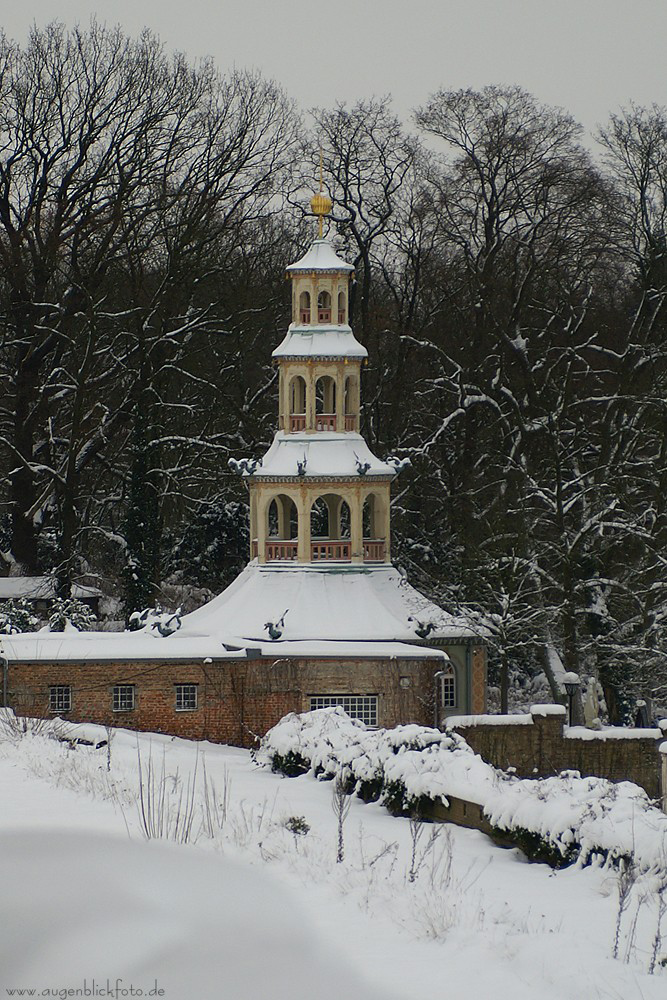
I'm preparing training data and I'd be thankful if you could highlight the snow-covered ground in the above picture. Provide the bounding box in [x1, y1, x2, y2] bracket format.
[0, 716, 665, 1000]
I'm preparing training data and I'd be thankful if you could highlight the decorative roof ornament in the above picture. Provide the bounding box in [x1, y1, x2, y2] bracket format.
[310, 148, 332, 239]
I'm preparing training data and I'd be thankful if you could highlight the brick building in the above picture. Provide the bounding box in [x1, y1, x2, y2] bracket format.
[2, 194, 487, 744]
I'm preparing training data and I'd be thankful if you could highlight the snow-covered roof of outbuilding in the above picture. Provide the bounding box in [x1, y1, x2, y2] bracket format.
[2, 563, 483, 662]
[0, 577, 101, 600]
[272, 325, 367, 360]
[286, 239, 354, 273]
[1, 628, 444, 663]
[182, 562, 484, 644]
[249, 432, 395, 479]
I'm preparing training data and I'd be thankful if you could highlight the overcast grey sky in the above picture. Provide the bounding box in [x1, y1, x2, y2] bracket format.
[4, 1, 667, 139]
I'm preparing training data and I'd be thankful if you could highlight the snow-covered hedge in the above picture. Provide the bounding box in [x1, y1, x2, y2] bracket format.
[258, 708, 667, 872]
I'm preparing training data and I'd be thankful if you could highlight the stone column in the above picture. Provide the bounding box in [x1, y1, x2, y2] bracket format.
[256, 491, 268, 564]
[297, 487, 311, 562]
[306, 363, 315, 432]
[382, 490, 391, 561]
[351, 492, 363, 564]
[335, 365, 345, 432]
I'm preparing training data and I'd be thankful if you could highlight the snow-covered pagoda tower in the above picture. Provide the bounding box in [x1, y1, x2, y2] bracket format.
[245, 189, 397, 567]
[4, 188, 488, 745]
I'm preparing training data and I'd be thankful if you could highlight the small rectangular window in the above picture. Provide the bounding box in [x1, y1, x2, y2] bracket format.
[113, 684, 135, 712]
[309, 694, 378, 727]
[440, 670, 456, 709]
[49, 685, 71, 713]
[175, 684, 198, 711]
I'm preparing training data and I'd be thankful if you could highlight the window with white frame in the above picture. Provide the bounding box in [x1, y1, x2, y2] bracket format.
[175, 684, 198, 711]
[440, 665, 456, 709]
[309, 694, 378, 727]
[113, 684, 135, 712]
[49, 685, 72, 713]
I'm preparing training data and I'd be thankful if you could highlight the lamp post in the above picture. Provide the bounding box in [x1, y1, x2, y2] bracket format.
[562, 672, 580, 727]
[433, 670, 446, 729]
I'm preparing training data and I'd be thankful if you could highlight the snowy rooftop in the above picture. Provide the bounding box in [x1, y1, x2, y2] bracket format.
[249, 432, 395, 479]
[272, 325, 368, 360]
[3, 563, 483, 662]
[0, 576, 101, 600]
[286, 239, 354, 274]
[182, 562, 484, 644]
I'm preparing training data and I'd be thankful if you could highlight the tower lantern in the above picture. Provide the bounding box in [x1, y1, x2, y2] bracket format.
[239, 183, 404, 567]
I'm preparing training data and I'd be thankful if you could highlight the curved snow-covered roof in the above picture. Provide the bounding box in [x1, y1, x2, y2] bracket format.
[286, 239, 354, 274]
[272, 325, 367, 360]
[3, 564, 483, 662]
[182, 562, 482, 644]
[251, 432, 394, 479]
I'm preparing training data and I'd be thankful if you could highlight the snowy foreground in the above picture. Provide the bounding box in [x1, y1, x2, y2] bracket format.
[0, 717, 665, 1000]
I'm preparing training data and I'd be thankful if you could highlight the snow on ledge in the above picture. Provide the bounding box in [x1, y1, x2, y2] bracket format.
[445, 713, 532, 728]
[565, 725, 663, 741]
[530, 704, 567, 717]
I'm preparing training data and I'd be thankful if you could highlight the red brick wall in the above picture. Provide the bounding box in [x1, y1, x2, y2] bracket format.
[7, 655, 445, 747]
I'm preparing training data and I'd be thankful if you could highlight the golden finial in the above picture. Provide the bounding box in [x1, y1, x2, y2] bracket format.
[310, 147, 332, 238]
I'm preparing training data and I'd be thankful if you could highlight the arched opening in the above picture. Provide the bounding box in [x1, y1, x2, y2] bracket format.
[310, 493, 351, 561]
[317, 290, 331, 323]
[289, 375, 307, 431]
[338, 290, 346, 324]
[268, 498, 280, 537]
[363, 494, 386, 562]
[299, 290, 311, 324]
[439, 664, 457, 711]
[344, 375, 358, 431]
[315, 375, 336, 431]
[265, 494, 298, 561]
[310, 496, 329, 539]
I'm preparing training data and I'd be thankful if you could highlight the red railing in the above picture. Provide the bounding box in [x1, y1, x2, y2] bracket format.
[289, 414, 306, 431]
[363, 539, 386, 561]
[300, 309, 311, 323]
[338, 310, 345, 324]
[266, 540, 298, 561]
[318, 308, 331, 323]
[311, 540, 351, 561]
[344, 414, 356, 431]
[315, 413, 336, 431]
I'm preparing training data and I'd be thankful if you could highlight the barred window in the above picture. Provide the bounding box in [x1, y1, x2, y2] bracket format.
[309, 694, 378, 727]
[49, 685, 71, 713]
[175, 684, 198, 711]
[440, 665, 456, 709]
[113, 685, 135, 712]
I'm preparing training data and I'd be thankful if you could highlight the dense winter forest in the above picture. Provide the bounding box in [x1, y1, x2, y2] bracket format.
[0, 23, 665, 720]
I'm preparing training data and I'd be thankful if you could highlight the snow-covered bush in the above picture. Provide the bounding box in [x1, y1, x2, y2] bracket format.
[259, 708, 667, 873]
[0, 598, 39, 634]
[48, 597, 97, 632]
